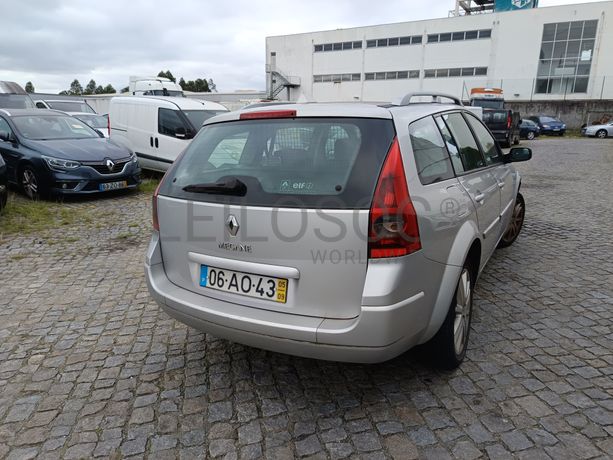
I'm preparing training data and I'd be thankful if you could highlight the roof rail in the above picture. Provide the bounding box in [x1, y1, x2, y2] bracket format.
[397, 92, 464, 107]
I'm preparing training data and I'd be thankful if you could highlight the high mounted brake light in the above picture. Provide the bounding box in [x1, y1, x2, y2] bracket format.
[240, 110, 297, 120]
[368, 138, 421, 259]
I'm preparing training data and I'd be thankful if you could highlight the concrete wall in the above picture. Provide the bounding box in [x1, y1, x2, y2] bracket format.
[507, 99, 613, 128]
[266, 1, 613, 102]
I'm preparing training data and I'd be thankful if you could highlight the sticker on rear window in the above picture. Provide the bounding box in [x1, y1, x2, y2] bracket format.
[280, 180, 314, 192]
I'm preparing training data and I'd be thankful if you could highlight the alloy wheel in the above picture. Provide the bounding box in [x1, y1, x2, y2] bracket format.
[596, 130, 607, 139]
[501, 199, 525, 245]
[453, 268, 472, 355]
[527, 131, 535, 140]
[22, 168, 39, 199]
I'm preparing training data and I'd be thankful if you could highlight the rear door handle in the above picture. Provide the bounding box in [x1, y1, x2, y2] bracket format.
[155, 138, 159, 148]
[150, 137, 153, 147]
[498, 182, 505, 189]
[475, 193, 485, 203]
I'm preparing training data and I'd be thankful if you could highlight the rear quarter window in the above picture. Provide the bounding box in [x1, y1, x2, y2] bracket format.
[408, 116, 454, 185]
[160, 117, 395, 209]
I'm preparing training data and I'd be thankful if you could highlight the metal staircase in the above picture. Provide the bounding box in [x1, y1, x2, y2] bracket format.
[267, 66, 301, 100]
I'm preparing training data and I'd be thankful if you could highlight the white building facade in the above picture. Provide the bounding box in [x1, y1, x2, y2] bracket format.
[265, 1, 613, 103]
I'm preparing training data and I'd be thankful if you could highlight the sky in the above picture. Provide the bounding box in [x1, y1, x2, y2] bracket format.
[0, 0, 604, 93]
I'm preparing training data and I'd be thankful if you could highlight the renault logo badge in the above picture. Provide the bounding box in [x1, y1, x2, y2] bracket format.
[226, 215, 239, 236]
[105, 159, 115, 171]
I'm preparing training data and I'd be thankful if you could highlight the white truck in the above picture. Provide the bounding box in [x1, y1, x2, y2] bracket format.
[129, 76, 184, 97]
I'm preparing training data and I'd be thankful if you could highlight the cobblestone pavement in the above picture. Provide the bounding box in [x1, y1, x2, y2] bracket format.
[1, 138, 612, 459]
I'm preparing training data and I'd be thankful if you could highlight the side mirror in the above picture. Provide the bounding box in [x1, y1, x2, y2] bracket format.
[175, 127, 187, 139]
[0, 130, 15, 143]
[504, 147, 532, 163]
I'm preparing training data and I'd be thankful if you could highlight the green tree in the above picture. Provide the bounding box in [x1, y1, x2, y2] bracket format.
[208, 78, 217, 92]
[157, 70, 176, 83]
[58, 90, 69, 95]
[84, 79, 97, 95]
[94, 85, 104, 94]
[102, 84, 116, 94]
[69, 79, 83, 95]
[179, 77, 212, 92]
[120, 86, 129, 93]
[24, 81, 35, 93]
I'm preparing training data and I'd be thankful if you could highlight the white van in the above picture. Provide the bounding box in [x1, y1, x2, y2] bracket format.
[108, 96, 228, 171]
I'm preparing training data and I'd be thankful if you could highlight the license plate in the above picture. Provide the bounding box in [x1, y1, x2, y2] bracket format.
[200, 265, 287, 303]
[553, 128, 560, 131]
[99, 181, 127, 191]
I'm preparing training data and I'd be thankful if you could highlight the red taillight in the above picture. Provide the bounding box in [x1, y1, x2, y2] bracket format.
[152, 178, 163, 231]
[239, 110, 297, 120]
[507, 114, 512, 129]
[368, 138, 421, 259]
[107, 115, 111, 137]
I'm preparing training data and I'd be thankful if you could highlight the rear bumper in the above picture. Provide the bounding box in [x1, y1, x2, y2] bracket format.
[145, 235, 437, 363]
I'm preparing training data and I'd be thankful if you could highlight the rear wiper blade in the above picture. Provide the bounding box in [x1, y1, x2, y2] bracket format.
[182, 177, 247, 196]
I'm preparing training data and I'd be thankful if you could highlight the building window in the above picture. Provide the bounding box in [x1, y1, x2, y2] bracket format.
[313, 73, 361, 83]
[535, 20, 597, 94]
[427, 29, 491, 43]
[314, 41, 363, 52]
[366, 35, 422, 48]
[424, 67, 487, 78]
[364, 70, 420, 80]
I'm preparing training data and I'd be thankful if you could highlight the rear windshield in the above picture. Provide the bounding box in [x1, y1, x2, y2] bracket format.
[482, 111, 507, 124]
[47, 101, 95, 113]
[160, 117, 395, 208]
[74, 114, 107, 128]
[0, 94, 35, 109]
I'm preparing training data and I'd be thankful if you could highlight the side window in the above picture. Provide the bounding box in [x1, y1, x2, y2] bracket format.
[158, 108, 187, 137]
[465, 113, 502, 165]
[0, 117, 11, 135]
[434, 116, 464, 174]
[35, 102, 47, 109]
[442, 113, 485, 171]
[208, 132, 249, 168]
[409, 116, 454, 185]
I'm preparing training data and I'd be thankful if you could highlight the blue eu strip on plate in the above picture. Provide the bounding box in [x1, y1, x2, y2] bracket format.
[200, 265, 208, 287]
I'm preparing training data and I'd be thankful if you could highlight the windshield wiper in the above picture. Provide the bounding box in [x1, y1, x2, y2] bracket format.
[182, 177, 247, 196]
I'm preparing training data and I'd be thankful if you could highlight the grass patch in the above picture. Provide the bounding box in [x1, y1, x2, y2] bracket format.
[0, 193, 101, 237]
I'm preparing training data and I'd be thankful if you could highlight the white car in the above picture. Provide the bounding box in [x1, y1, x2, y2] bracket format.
[109, 96, 228, 171]
[69, 112, 109, 137]
[581, 122, 613, 138]
[35, 99, 96, 114]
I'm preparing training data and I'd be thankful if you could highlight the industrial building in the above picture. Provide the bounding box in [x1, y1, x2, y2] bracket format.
[265, 1, 613, 104]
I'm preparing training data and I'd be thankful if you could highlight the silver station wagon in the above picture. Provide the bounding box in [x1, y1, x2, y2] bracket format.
[145, 93, 531, 368]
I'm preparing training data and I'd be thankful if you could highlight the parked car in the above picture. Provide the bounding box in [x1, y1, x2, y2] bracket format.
[481, 109, 520, 146]
[0, 109, 140, 199]
[528, 115, 566, 136]
[0, 81, 36, 109]
[145, 94, 532, 367]
[34, 99, 96, 114]
[519, 119, 540, 140]
[109, 96, 229, 172]
[69, 112, 109, 137]
[581, 121, 613, 138]
[0, 155, 7, 213]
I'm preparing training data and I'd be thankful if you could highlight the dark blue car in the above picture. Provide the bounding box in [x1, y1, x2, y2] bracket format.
[519, 119, 540, 140]
[0, 109, 140, 199]
[0, 155, 7, 213]
[528, 115, 566, 136]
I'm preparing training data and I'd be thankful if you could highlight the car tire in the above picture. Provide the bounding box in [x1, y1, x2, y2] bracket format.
[0, 189, 7, 214]
[596, 129, 608, 139]
[558, 132, 564, 136]
[526, 131, 535, 140]
[498, 193, 525, 249]
[20, 165, 45, 200]
[426, 260, 475, 370]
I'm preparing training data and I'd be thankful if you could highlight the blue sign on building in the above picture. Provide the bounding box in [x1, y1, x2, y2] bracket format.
[495, 0, 539, 12]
